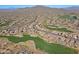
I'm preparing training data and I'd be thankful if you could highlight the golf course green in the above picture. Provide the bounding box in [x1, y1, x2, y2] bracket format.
[0, 34, 77, 54]
[45, 25, 72, 32]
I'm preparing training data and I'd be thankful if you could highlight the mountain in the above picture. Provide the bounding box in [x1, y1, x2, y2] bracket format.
[64, 6, 79, 10]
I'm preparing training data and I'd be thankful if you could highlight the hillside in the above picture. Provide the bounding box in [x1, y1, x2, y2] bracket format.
[0, 6, 79, 54]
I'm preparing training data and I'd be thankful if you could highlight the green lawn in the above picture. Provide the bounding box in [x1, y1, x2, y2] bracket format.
[0, 35, 77, 54]
[45, 25, 72, 32]
[59, 15, 78, 20]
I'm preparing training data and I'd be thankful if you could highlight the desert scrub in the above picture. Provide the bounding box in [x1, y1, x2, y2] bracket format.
[0, 35, 77, 54]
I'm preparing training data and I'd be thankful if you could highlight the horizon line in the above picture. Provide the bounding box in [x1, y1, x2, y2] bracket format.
[0, 5, 78, 9]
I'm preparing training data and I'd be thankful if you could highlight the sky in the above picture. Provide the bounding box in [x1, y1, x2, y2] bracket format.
[0, 5, 75, 9]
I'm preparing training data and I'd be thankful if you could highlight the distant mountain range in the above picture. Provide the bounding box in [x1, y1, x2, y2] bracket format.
[64, 6, 79, 10]
[0, 6, 79, 11]
[19, 6, 79, 11]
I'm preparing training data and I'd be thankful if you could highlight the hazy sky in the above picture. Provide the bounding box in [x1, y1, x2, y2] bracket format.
[0, 5, 75, 9]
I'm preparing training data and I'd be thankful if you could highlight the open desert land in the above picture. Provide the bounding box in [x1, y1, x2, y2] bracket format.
[0, 6, 79, 54]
